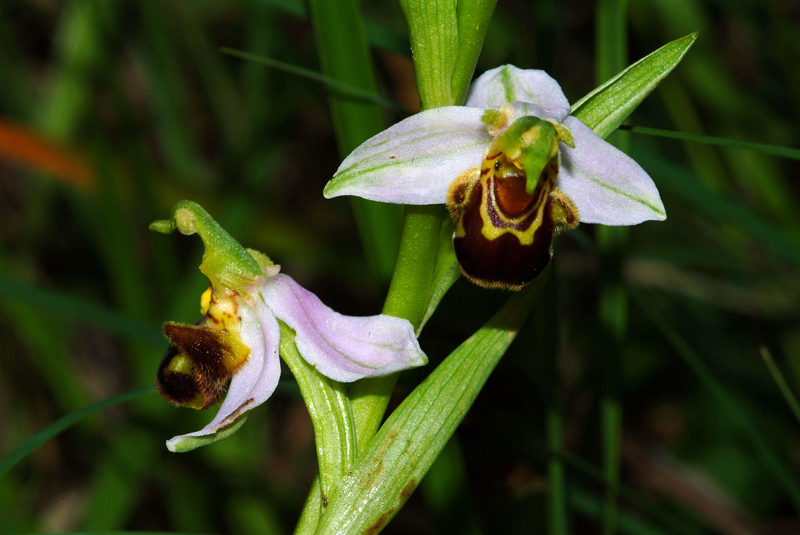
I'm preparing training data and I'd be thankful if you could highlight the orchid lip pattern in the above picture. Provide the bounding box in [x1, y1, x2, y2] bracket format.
[152, 201, 427, 452]
[323, 65, 666, 288]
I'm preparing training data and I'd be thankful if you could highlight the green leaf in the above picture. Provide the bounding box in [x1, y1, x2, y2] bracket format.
[278, 322, 356, 503]
[450, 0, 498, 105]
[571, 32, 697, 139]
[0, 386, 155, 478]
[314, 281, 542, 534]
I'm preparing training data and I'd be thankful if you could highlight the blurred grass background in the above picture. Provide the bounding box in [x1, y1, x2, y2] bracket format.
[1, 0, 799, 534]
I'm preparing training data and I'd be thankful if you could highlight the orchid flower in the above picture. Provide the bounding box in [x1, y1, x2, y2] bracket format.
[324, 65, 666, 289]
[151, 201, 427, 452]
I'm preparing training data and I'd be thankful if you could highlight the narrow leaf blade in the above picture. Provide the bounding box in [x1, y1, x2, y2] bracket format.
[315, 282, 542, 534]
[571, 32, 698, 139]
[0, 386, 154, 478]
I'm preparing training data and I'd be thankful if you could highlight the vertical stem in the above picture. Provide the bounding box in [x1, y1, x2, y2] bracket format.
[349, 205, 444, 449]
[347, 0, 496, 454]
[534, 262, 568, 535]
[308, 0, 402, 280]
[295, 2, 495, 531]
[546, 409, 567, 535]
[595, 1, 629, 534]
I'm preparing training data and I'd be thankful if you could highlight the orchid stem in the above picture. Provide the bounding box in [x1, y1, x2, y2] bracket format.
[348, 0, 495, 456]
[349, 204, 444, 449]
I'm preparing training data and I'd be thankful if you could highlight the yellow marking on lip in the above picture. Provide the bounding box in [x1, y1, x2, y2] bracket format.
[200, 287, 212, 315]
[476, 152, 555, 245]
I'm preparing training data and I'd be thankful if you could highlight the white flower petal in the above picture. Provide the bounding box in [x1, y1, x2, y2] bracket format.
[166, 301, 281, 451]
[465, 65, 571, 121]
[260, 274, 427, 382]
[506, 101, 562, 122]
[324, 106, 490, 204]
[558, 116, 666, 225]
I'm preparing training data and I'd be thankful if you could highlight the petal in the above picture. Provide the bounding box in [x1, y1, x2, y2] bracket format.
[165, 300, 281, 452]
[558, 116, 666, 225]
[506, 101, 562, 123]
[324, 106, 490, 204]
[259, 274, 427, 382]
[465, 65, 571, 121]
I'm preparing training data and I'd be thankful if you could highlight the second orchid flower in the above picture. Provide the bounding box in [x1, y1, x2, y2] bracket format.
[151, 201, 427, 452]
[324, 65, 666, 289]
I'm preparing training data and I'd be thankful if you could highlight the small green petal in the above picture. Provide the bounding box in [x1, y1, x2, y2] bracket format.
[554, 123, 575, 148]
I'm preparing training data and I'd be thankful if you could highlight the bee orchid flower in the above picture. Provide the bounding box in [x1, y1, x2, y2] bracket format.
[324, 65, 666, 289]
[151, 201, 427, 452]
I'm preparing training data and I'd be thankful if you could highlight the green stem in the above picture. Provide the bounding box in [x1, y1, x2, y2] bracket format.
[295, 3, 495, 531]
[595, 1, 629, 534]
[278, 322, 356, 501]
[547, 409, 567, 535]
[538, 261, 567, 535]
[349, 204, 444, 449]
[346, 0, 494, 456]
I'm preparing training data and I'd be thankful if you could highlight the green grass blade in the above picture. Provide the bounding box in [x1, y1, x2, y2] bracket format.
[635, 293, 800, 511]
[137, 2, 207, 183]
[759, 347, 800, 427]
[534, 266, 568, 535]
[0, 274, 162, 346]
[542, 446, 706, 535]
[0, 386, 155, 479]
[220, 48, 402, 111]
[637, 146, 800, 268]
[308, 0, 403, 280]
[255, 0, 411, 55]
[169, 2, 243, 150]
[570, 487, 673, 535]
[619, 124, 800, 161]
